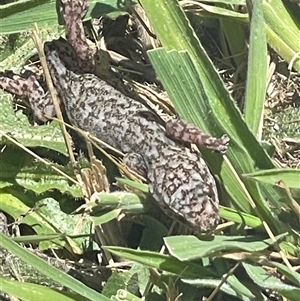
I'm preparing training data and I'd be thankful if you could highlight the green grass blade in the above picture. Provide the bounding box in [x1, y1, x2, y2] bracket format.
[0, 277, 86, 301]
[220, 18, 247, 75]
[104, 246, 216, 278]
[244, 168, 300, 189]
[263, 0, 300, 55]
[244, 0, 267, 138]
[265, 23, 300, 72]
[220, 206, 263, 229]
[0, 233, 110, 301]
[0, 93, 67, 154]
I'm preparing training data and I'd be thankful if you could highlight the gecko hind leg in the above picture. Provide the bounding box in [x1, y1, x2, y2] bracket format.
[166, 119, 230, 154]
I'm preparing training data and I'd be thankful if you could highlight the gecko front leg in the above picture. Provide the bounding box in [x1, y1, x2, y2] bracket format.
[60, 0, 95, 73]
[166, 118, 229, 154]
[0, 73, 56, 122]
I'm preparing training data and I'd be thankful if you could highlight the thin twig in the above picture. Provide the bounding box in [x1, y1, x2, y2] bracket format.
[206, 262, 241, 301]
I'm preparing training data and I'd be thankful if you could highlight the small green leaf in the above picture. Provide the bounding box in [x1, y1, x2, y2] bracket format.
[267, 261, 300, 287]
[93, 208, 122, 225]
[164, 234, 287, 261]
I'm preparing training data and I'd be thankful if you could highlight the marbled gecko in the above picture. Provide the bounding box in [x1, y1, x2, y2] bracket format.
[0, 0, 229, 232]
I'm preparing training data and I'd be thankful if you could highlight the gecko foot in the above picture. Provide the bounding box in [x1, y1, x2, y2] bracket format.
[60, 0, 88, 21]
[166, 118, 230, 154]
[0, 73, 56, 122]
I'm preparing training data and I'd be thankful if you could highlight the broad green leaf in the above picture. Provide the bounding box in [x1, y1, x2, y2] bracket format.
[164, 234, 287, 261]
[244, 0, 267, 138]
[0, 233, 110, 301]
[0, 144, 81, 197]
[0, 26, 63, 70]
[244, 168, 300, 189]
[14, 166, 81, 197]
[138, 215, 168, 251]
[127, 263, 151, 295]
[0, 0, 128, 34]
[0, 190, 65, 249]
[0, 144, 32, 179]
[37, 198, 92, 254]
[103, 263, 149, 298]
[0, 191, 87, 252]
[104, 246, 217, 279]
[102, 272, 127, 298]
[19, 172, 82, 196]
[0, 92, 67, 154]
[243, 262, 300, 301]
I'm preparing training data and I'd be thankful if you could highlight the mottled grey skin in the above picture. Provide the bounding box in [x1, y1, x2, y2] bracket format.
[44, 48, 220, 232]
[0, 0, 230, 232]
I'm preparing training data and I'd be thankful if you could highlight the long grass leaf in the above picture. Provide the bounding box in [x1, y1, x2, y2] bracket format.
[244, 0, 267, 138]
[0, 233, 110, 301]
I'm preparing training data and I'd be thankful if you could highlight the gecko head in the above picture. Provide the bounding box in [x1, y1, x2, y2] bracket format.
[185, 195, 220, 233]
